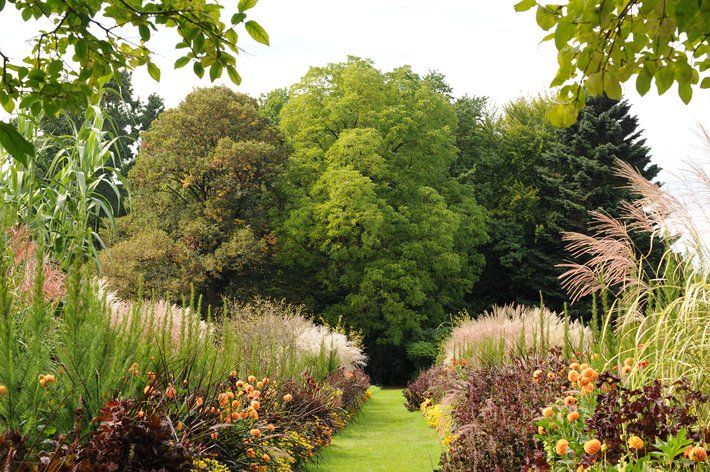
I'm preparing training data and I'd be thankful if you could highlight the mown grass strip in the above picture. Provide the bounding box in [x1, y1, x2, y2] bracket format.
[307, 387, 441, 472]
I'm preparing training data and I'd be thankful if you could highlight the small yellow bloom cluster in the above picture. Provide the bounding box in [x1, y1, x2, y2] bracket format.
[191, 458, 229, 471]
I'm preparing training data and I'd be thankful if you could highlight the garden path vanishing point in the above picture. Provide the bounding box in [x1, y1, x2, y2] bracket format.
[306, 387, 441, 472]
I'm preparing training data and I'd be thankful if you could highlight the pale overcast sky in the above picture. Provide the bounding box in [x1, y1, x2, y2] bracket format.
[1, 0, 708, 186]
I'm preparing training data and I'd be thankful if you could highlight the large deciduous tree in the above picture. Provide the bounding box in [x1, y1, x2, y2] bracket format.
[275, 58, 488, 383]
[515, 0, 710, 126]
[100, 87, 286, 306]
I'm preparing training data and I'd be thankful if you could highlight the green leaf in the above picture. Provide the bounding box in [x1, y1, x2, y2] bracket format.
[174, 56, 190, 69]
[548, 103, 578, 127]
[227, 65, 242, 85]
[139, 24, 151, 41]
[147, 62, 161, 82]
[656, 66, 675, 94]
[678, 83, 693, 104]
[231, 12, 247, 24]
[238, 0, 258, 12]
[0, 121, 34, 166]
[535, 6, 558, 31]
[193, 62, 205, 78]
[554, 21, 575, 49]
[603, 73, 622, 100]
[209, 64, 222, 81]
[701, 77, 710, 89]
[636, 68, 652, 95]
[514, 0, 536, 12]
[245, 20, 269, 45]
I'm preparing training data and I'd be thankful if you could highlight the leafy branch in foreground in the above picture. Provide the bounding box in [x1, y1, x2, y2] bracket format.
[0, 0, 268, 162]
[515, 0, 709, 126]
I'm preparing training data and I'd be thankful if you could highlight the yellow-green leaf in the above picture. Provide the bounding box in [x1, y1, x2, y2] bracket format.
[548, 103, 578, 127]
[514, 0, 537, 12]
[245, 20, 269, 45]
[238, 0, 258, 12]
[147, 62, 161, 82]
[678, 83, 692, 104]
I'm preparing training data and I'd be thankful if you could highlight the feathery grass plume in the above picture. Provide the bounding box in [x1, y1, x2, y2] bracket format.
[442, 304, 590, 368]
[558, 156, 710, 422]
[226, 298, 366, 380]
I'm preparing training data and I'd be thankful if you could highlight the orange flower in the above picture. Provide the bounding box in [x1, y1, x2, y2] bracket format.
[262, 454, 270, 462]
[283, 393, 293, 402]
[165, 385, 177, 399]
[564, 396, 577, 406]
[251, 400, 260, 410]
[248, 375, 257, 383]
[623, 357, 634, 366]
[143, 385, 155, 395]
[542, 407, 555, 418]
[569, 362, 580, 371]
[249, 428, 261, 438]
[584, 439, 602, 455]
[628, 435, 644, 450]
[622, 365, 633, 375]
[0, 385, 8, 396]
[210, 431, 219, 440]
[547, 372, 555, 380]
[581, 367, 598, 382]
[581, 384, 594, 394]
[256, 381, 264, 389]
[231, 412, 241, 421]
[176, 421, 184, 431]
[230, 370, 237, 377]
[147, 371, 157, 383]
[246, 448, 256, 458]
[637, 360, 649, 369]
[267, 423, 275, 432]
[555, 439, 569, 455]
[684, 446, 694, 458]
[567, 411, 580, 422]
[137, 410, 144, 418]
[249, 409, 259, 419]
[195, 396, 203, 407]
[218, 393, 230, 407]
[538, 426, 545, 435]
[689, 446, 707, 461]
[533, 369, 543, 379]
[568, 370, 580, 383]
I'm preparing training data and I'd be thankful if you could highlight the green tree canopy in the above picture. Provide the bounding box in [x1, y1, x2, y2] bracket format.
[101, 86, 286, 305]
[275, 58, 488, 382]
[515, 0, 710, 125]
[462, 95, 660, 313]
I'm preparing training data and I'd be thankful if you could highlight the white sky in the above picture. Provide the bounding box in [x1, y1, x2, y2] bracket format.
[1, 0, 708, 186]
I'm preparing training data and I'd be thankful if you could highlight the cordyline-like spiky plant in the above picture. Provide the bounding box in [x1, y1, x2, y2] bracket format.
[557, 152, 710, 424]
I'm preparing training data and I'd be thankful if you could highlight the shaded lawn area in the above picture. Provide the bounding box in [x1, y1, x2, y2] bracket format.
[306, 387, 441, 472]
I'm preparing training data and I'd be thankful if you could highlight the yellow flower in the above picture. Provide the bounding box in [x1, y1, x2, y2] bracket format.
[555, 439, 569, 455]
[564, 395, 577, 406]
[624, 357, 634, 366]
[547, 372, 555, 380]
[542, 407, 555, 418]
[579, 363, 589, 371]
[567, 411, 580, 422]
[622, 365, 633, 375]
[538, 426, 545, 435]
[0, 385, 8, 396]
[569, 362, 580, 370]
[584, 439, 601, 455]
[628, 435, 644, 450]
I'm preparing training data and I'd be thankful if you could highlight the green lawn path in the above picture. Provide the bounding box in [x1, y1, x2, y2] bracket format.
[306, 387, 441, 472]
